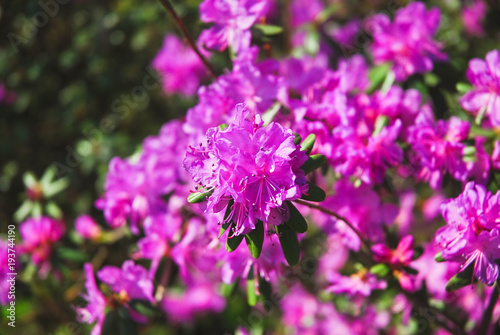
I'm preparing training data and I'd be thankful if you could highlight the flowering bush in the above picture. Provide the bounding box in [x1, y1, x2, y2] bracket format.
[4, 0, 500, 334]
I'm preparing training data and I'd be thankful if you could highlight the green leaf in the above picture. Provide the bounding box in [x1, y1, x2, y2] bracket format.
[245, 220, 264, 258]
[293, 134, 302, 146]
[456, 82, 472, 94]
[14, 200, 34, 222]
[253, 24, 284, 35]
[222, 277, 240, 298]
[370, 263, 390, 277]
[434, 252, 446, 262]
[43, 178, 68, 198]
[40, 166, 56, 186]
[23, 172, 37, 189]
[219, 200, 234, 238]
[247, 269, 257, 306]
[46, 202, 63, 219]
[276, 223, 300, 266]
[300, 134, 316, 155]
[57, 247, 88, 262]
[218, 123, 229, 131]
[187, 189, 214, 203]
[285, 202, 308, 233]
[226, 228, 244, 252]
[367, 63, 390, 94]
[373, 115, 389, 136]
[300, 183, 326, 202]
[446, 263, 475, 292]
[129, 299, 157, 318]
[300, 154, 326, 175]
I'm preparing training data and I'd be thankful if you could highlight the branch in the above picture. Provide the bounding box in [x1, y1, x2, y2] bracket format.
[157, 0, 218, 79]
[293, 198, 371, 250]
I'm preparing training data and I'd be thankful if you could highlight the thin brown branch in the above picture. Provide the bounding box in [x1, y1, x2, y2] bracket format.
[157, 0, 218, 79]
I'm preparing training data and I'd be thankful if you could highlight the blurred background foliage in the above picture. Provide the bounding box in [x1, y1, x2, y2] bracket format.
[1, 0, 500, 334]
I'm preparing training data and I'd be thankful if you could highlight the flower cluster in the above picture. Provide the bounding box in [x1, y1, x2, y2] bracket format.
[436, 182, 500, 285]
[184, 104, 308, 235]
[9, 0, 500, 334]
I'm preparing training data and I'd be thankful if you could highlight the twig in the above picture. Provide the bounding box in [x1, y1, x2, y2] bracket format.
[294, 198, 371, 250]
[157, 0, 217, 79]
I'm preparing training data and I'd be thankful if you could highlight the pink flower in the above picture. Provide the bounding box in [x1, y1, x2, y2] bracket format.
[436, 182, 500, 285]
[74, 263, 106, 335]
[161, 283, 225, 323]
[152, 35, 208, 97]
[75, 215, 101, 240]
[198, 0, 269, 53]
[460, 49, 500, 127]
[368, 2, 447, 81]
[20, 216, 65, 266]
[326, 269, 387, 297]
[97, 260, 155, 303]
[184, 104, 308, 236]
[462, 0, 486, 37]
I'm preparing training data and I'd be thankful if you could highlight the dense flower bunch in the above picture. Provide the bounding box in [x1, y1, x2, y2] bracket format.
[7, 0, 500, 334]
[184, 104, 308, 235]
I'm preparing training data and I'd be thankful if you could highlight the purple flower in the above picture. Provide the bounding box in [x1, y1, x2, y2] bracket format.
[19, 216, 65, 266]
[161, 283, 225, 323]
[74, 263, 106, 335]
[198, 0, 269, 53]
[371, 235, 417, 291]
[436, 182, 500, 285]
[329, 20, 361, 52]
[493, 140, 500, 170]
[408, 115, 471, 189]
[96, 120, 187, 233]
[152, 34, 208, 97]
[290, 0, 324, 28]
[97, 260, 155, 303]
[368, 2, 447, 81]
[281, 287, 352, 334]
[462, 0, 486, 37]
[460, 49, 500, 127]
[221, 233, 285, 284]
[75, 215, 102, 240]
[313, 179, 398, 249]
[326, 269, 387, 297]
[0, 239, 16, 305]
[184, 104, 308, 236]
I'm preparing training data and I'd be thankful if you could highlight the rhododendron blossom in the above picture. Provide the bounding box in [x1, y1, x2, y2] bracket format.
[184, 104, 308, 235]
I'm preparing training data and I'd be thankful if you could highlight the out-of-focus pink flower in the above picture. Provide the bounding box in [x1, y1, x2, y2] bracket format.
[462, 0, 486, 37]
[326, 269, 386, 297]
[0, 84, 16, 105]
[460, 49, 500, 127]
[368, 2, 447, 81]
[75, 215, 102, 240]
[290, 0, 324, 28]
[74, 263, 106, 335]
[493, 140, 500, 170]
[408, 115, 471, 189]
[97, 260, 155, 303]
[198, 0, 269, 53]
[20, 216, 65, 266]
[372, 235, 416, 291]
[152, 35, 208, 97]
[161, 283, 225, 323]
